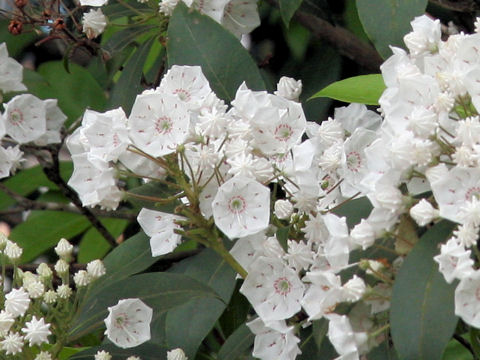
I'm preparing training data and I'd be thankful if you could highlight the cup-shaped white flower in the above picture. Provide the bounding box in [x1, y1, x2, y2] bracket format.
[128, 92, 190, 157]
[212, 176, 270, 239]
[104, 298, 153, 348]
[0, 43, 27, 93]
[137, 208, 185, 256]
[4, 94, 46, 143]
[240, 256, 304, 322]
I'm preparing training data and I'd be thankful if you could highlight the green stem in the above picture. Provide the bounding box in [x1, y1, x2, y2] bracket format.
[209, 237, 248, 279]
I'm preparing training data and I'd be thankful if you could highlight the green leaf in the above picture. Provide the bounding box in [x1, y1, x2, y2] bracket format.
[279, 0, 303, 27]
[102, 2, 150, 19]
[58, 346, 89, 360]
[108, 37, 156, 113]
[0, 162, 73, 209]
[390, 221, 458, 360]
[77, 218, 128, 263]
[70, 343, 167, 359]
[442, 338, 473, 360]
[356, 0, 428, 59]
[167, 2, 265, 102]
[69, 272, 220, 340]
[309, 74, 386, 105]
[276, 226, 289, 252]
[166, 297, 227, 358]
[219, 283, 251, 338]
[127, 181, 180, 213]
[217, 323, 255, 360]
[0, 20, 38, 57]
[332, 196, 372, 228]
[10, 211, 91, 263]
[168, 248, 236, 303]
[24, 62, 107, 124]
[103, 24, 157, 56]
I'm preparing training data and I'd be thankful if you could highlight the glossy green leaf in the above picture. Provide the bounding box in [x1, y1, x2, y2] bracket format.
[103, 24, 157, 56]
[77, 218, 128, 263]
[0, 162, 72, 209]
[219, 283, 251, 338]
[279, 0, 303, 27]
[442, 338, 473, 360]
[310, 74, 385, 106]
[69, 272, 220, 340]
[217, 323, 255, 360]
[166, 297, 226, 358]
[24, 62, 106, 123]
[58, 346, 89, 359]
[356, 0, 428, 59]
[168, 248, 236, 303]
[332, 196, 372, 228]
[167, 2, 265, 102]
[102, 2, 150, 19]
[10, 211, 91, 263]
[108, 37, 156, 113]
[390, 221, 458, 360]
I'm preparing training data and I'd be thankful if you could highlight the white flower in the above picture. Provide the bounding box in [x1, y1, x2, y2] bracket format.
[159, 0, 180, 16]
[157, 65, 212, 111]
[0, 332, 24, 355]
[33, 99, 67, 146]
[0, 145, 23, 179]
[5, 287, 30, 317]
[167, 348, 188, 360]
[126, 357, 141, 360]
[326, 314, 367, 359]
[284, 240, 314, 272]
[22, 316, 51, 346]
[0, 311, 14, 335]
[4, 94, 47, 143]
[343, 275, 366, 302]
[128, 92, 190, 157]
[240, 256, 304, 322]
[104, 298, 153, 348]
[54, 238, 73, 259]
[212, 176, 270, 239]
[82, 9, 107, 39]
[87, 259, 106, 279]
[24, 280, 44, 298]
[274, 199, 294, 220]
[455, 270, 480, 327]
[0, 43, 27, 93]
[410, 199, 439, 226]
[80, 0, 108, 6]
[221, 0, 260, 38]
[435, 237, 474, 283]
[274, 76, 302, 101]
[137, 208, 185, 256]
[403, 15, 441, 56]
[95, 350, 112, 360]
[247, 318, 301, 360]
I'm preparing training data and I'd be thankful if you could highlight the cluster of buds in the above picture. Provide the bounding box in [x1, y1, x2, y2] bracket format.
[0, 236, 106, 358]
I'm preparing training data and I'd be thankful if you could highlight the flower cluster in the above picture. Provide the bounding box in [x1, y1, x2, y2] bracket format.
[0, 236, 106, 358]
[0, 43, 66, 180]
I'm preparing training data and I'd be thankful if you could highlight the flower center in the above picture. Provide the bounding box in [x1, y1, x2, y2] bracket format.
[114, 313, 129, 329]
[346, 151, 362, 172]
[9, 109, 23, 125]
[228, 195, 246, 214]
[173, 88, 191, 102]
[155, 116, 173, 135]
[274, 124, 293, 142]
[465, 187, 480, 201]
[273, 277, 292, 296]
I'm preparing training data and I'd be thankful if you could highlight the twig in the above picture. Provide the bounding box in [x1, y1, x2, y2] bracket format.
[265, 0, 383, 71]
[429, 0, 478, 12]
[31, 145, 119, 248]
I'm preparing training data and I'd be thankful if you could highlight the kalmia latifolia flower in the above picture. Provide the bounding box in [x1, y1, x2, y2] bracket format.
[104, 298, 153, 348]
[212, 176, 271, 239]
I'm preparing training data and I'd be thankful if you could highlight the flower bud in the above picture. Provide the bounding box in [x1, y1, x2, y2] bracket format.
[87, 259, 106, 279]
[54, 238, 73, 260]
[36, 263, 53, 280]
[74, 270, 91, 287]
[274, 76, 302, 101]
[5, 240, 22, 261]
[274, 199, 293, 220]
[43, 290, 57, 304]
[410, 199, 438, 226]
[54, 259, 69, 275]
[167, 348, 188, 360]
[56, 284, 72, 299]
